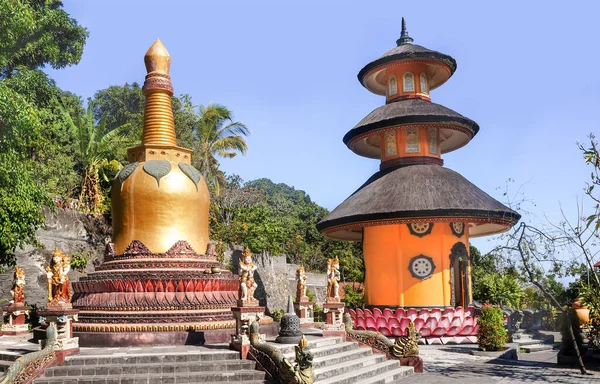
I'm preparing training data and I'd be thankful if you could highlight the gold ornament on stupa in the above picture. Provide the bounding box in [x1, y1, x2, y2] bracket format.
[111, 39, 210, 255]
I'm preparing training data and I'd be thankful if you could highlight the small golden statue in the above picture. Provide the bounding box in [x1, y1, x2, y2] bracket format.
[296, 265, 308, 301]
[45, 248, 72, 307]
[9, 266, 25, 305]
[238, 247, 258, 305]
[392, 321, 420, 358]
[327, 257, 340, 302]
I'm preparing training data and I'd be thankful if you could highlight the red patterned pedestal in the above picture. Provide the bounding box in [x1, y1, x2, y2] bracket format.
[323, 301, 345, 337]
[39, 307, 80, 363]
[1, 304, 30, 335]
[294, 301, 315, 327]
[71, 241, 241, 346]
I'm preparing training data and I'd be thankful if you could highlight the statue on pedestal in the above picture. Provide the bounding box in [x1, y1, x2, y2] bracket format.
[45, 248, 72, 307]
[238, 247, 258, 305]
[296, 265, 307, 301]
[327, 257, 340, 301]
[9, 266, 25, 305]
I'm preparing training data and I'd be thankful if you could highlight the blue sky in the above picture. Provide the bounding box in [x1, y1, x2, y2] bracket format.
[48, 1, 600, 252]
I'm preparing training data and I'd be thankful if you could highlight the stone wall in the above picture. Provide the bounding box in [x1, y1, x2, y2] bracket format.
[0, 208, 110, 308]
[224, 247, 327, 314]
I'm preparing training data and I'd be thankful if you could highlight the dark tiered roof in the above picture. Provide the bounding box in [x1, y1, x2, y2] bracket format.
[317, 165, 520, 240]
[344, 98, 479, 147]
[358, 43, 457, 86]
[358, 18, 457, 94]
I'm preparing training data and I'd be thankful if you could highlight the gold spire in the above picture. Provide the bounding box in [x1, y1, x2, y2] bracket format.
[141, 39, 176, 146]
[144, 39, 171, 75]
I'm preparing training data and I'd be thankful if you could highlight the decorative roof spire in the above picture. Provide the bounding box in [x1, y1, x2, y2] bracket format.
[141, 39, 177, 146]
[396, 17, 414, 46]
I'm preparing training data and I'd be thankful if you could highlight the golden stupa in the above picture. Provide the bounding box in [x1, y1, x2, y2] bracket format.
[111, 39, 210, 255]
[71, 40, 244, 347]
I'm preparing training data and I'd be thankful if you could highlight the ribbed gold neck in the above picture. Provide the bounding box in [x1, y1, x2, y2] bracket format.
[141, 39, 176, 146]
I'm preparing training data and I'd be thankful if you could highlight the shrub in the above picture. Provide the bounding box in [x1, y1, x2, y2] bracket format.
[343, 284, 364, 307]
[70, 251, 90, 272]
[476, 304, 508, 351]
[305, 288, 316, 302]
[270, 309, 285, 323]
[313, 304, 324, 323]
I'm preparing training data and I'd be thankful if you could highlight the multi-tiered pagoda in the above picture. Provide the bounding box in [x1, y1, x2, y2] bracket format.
[71, 40, 241, 346]
[318, 20, 520, 342]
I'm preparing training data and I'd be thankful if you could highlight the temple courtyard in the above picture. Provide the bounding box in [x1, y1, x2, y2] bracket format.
[2, 330, 600, 383]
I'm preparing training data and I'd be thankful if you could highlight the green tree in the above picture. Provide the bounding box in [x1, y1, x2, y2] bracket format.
[0, 0, 86, 265]
[0, 81, 52, 267]
[0, 0, 88, 78]
[210, 177, 364, 277]
[192, 104, 249, 195]
[471, 245, 524, 308]
[62, 101, 130, 213]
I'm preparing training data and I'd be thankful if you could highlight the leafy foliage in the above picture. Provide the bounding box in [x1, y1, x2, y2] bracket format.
[0, 0, 86, 266]
[191, 104, 249, 195]
[61, 101, 131, 212]
[471, 245, 527, 309]
[210, 176, 364, 278]
[0, 153, 51, 266]
[342, 284, 365, 308]
[0, 0, 88, 78]
[70, 250, 90, 272]
[476, 304, 508, 351]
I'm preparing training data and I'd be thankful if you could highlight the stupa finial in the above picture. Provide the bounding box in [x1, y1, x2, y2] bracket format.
[144, 38, 171, 75]
[141, 38, 176, 146]
[397, 17, 414, 46]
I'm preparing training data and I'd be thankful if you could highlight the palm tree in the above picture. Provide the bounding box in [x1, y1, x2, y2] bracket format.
[61, 100, 131, 213]
[193, 104, 249, 195]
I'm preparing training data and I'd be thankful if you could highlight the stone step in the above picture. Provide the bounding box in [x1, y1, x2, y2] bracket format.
[516, 338, 549, 346]
[357, 366, 415, 384]
[0, 351, 24, 362]
[274, 336, 342, 355]
[315, 360, 405, 384]
[34, 369, 266, 384]
[521, 344, 555, 353]
[63, 350, 240, 366]
[283, 341, 358, 360]
[44, 360, 256, 377]
[311, 347, 374, 369]
[314, 354, 387, 381]
[0, 361, 11, 373]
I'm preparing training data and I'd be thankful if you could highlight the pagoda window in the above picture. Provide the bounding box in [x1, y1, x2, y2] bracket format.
[403, 72, 414, 92]
[428, 127, 438, 154]
[389, 75, 398, 96]
[385, 131, 397, 156]
[406, 127, 419, 153]
[420, 73, 428, 93]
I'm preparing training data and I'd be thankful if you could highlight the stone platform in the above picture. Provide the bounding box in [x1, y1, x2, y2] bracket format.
[72, 321, 278, 347]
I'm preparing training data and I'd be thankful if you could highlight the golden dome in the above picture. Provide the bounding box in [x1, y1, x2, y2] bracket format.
[111, 40, 210, 255]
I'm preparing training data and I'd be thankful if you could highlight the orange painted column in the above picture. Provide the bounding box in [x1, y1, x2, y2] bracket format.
[363, 222, 469, 307]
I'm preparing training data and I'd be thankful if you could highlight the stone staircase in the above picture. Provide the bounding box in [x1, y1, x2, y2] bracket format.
[272, 335, 414, 384]
[0, 334, 39, 374]
[513, 330, 556, 353]
[34, 349, 267, 384]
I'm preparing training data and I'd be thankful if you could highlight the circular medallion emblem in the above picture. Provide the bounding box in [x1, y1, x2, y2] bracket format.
[409, 255, 435, 280]
[407, 222, 433, 237]
[450, 222, 465, 238]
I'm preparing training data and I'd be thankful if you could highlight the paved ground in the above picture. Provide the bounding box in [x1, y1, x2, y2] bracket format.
[400, 345, 600, 383]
